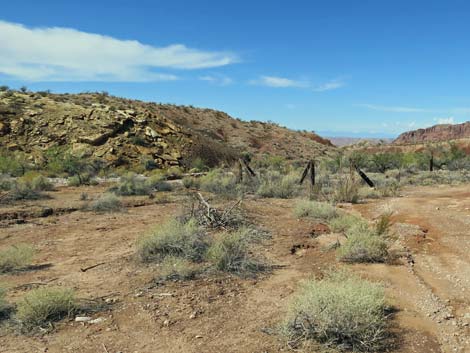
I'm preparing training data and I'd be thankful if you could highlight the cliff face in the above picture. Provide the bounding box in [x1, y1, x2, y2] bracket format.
[394, 122, 470, 144]
[0, 90, 334, 169]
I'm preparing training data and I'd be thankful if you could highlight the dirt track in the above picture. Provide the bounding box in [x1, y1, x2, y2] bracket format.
[0, 185, 469, 352]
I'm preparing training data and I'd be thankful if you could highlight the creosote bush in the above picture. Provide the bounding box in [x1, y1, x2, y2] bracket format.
[337, 224, 388, 263]
[294, 200, 337, 221]
[137, 219, 207, 263]
[88, 193, 123, 213]
[16, 287, 76, 330]
[0, 244, 35, 273]
[206, 228, 267, 275]
[283, 270, 388, 352]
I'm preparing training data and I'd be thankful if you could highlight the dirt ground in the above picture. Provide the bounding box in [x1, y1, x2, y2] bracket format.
[0, 184, 469, 353]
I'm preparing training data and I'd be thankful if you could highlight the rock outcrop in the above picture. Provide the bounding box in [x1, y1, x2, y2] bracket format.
[394, 122, 470, 145]
[0, 90, 334, 169]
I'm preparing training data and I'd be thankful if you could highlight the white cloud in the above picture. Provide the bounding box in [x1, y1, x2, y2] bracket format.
[358, 104, 428, 113]
[250, 75, 308, 88]
[0, 20, 238, 82]
[250, 75, 345, 91]
[199, 74, 233, 86]
[313, 79, 345, 92]
[434, 117, 455, 124]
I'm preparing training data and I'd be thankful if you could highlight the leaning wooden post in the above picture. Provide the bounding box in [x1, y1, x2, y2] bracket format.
[430, 154, 434, 172]
[299, 161, 311, 185]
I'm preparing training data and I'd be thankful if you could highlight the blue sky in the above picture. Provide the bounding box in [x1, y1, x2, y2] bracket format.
[1, 0, 470, 137]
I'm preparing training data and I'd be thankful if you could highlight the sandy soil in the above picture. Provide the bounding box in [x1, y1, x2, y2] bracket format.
[0, 184, 468, 352]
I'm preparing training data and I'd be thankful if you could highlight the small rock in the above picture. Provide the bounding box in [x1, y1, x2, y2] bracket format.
[75, 316, 92, 322]
[89, 317, 105, 324]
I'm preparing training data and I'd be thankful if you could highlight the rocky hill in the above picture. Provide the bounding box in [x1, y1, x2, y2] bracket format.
[0, 90, 333, 169]
[394, 121, 470, 145]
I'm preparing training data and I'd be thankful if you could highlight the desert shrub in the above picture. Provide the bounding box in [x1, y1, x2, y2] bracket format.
[200, 169, 238, 198]
[110, 173, 151, 196]
[294, 200, 337, 220]
[256, 171, 299, 199]
[137, 219, 207, 262]
[165, 166, 183, 179]
[6, 182, 43, 201]
[19, 172, 53, 191]
[0, 174, 14, 191]
[375, 212, 393, 235]
[182, 176, 200, 189]
[337, 225, 388, 263]
[333, 174, 360, 203]
[158, 256, 199, 280]
[206, 229, 267, 275]
[0, 150, 29, 176]
[16, 287, 76, 330]
[329, 213, 367, 233]
[88, 193, 122, 213]
[283, 270, 388, 352]
[0, 285, 8, 318]
[0, 244, 35, 273]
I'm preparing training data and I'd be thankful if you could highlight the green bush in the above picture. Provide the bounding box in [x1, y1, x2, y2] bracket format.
[333, 175, 360, 203]
[337, 225, 388, 263]
[88, 193, 123, 213]
[200, 169, 238, 198]
[110, 173, 172, 196]
[137, 219, 207, 262]
[294, 200, 337, 220]
[256, 172, 299, 199]
[206, 228, 266, 275]
[375, 212, 393, 235]
[16, 287, 76, 330]
[0, 244, 35, 273]
[329, 213, 367, 233]
[283, 270, 388, 352]
[182, 176, 200, 189]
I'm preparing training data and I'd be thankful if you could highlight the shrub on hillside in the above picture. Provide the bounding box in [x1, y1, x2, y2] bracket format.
[282, 270, 388, 352]
[294, 200, 337, 220]
[16, 287, 76, 330]
[337, 225, 388, 263]
[137, 219, 207, 262]
[333, 174, 360, 203]
[0, 244, 35, 273]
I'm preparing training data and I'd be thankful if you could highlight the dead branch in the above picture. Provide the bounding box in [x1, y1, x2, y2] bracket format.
[80, 262, 106, 272]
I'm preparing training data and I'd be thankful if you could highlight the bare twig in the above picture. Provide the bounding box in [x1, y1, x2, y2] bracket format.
[80, 262, 106, 272]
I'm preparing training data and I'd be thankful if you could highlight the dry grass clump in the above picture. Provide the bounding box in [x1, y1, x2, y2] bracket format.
[294, 200, 337, 221]
[137, 219, 207, 263]
[0, 244, 35, 273]
[182, 176, 200, 189]
[329, 213, 367, 233]
[206, 228, 267, 276]
[375, 212, 393, 235]
[337, 225, 388, 263]
[110, 173, 171, 196]
[88, 193, 123, 213]
[19, 172, 54, 191]
[16, 287, 76, 330]
[283, 270, 388, 352]
[158, 256, 199, 280]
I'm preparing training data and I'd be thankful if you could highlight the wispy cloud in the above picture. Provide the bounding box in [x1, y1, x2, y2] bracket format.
[250, 75, 345, 91]
[313, 78, 345, 92]
[199, 74, 233, 86]
[357, 104, 428, 113]
[0, 20, 238, 82]
[250, 75, 308, 88]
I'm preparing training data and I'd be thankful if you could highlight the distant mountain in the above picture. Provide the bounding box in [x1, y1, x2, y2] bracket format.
[394, 121, 470, 144]
[327, 137, 393, 147]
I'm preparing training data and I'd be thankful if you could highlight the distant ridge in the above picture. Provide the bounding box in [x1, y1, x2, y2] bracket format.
[394, 121, 470, 144]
